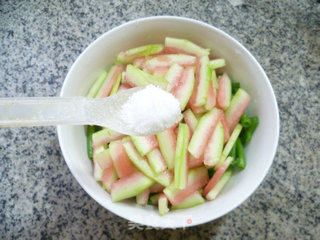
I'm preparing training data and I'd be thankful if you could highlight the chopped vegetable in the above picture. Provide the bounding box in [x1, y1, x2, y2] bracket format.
[174, 123, 190, 189]
[156, 126, 177, 170]
[165, 63, 184, 92]
[164, 166, 209, 205]
[93, 159, 104, 181]
[240, 113, 252, 128]
[92, 128, 124, 148]
[215, 124, 243, 170]
[171, 66, 195, 111]
[86, 71, 108, 98]
[146, 54, 196, 71]
[102, 165, 118, 193]
[165, 37, 210, 57]
[111, 172, 154, 202]
[149, 193, 160, 205]
[109, 74, 122, 95]
[94, 148, 113, 170]
[188, 108, 223, 158]
[117, 44, 164, 64]
[109, 140, 135, 178]
[87, 125, 95, 159]
[240, 116, 259, 145]
[225, 88, 251, 133]
[204, 121, 224, 167]
[205, 82, 216, 111]
[125, 64, 168, 89]
[206, 170, 232, 200]
[96, 64, 123, 98]
[236, 138, 246, 169]
[172, 190, 205, 209]
[130, 135, 158, 156]
[122, 138, 172, 186]
[204, 157, 233, 197]
[217, 73, 232, 110]
[189, 55, 210, 107]
[147, 148, 167, 174]
[231, 82, 240, 95]
[136, 188, 150, 205]
[183, 108, 198, 134]
[158, 193, 170, 215]
[209, 59, 226, 69]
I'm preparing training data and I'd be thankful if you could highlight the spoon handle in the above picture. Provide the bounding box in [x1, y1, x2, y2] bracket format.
[0, 87, 150, 135]
[0, 97, 89, 127]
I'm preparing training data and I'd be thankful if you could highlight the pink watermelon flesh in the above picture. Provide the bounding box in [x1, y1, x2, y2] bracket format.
[188, 58, 200, 109]
[216, 73, 232, 110]
[147, 148, 167, 174]
[220, 112, 230, 143]
[164, 166, 209, 205]
[203, 157, 232, 196]
[190, 104, 207, 114]
[188, 108, 223, 159]
[174, 123, 190, 189]
[125, 64, 168, 88]
[117, 44, 164, 64]
[109, 140, 135, 178]
[102, 164, 118, 193]
[162, 46, 196, 56]
[171, 66, 195, 111]
[96, 64, 123, 98]
[166, 63, 184, 92]
[122, 137, 173, 186]
[132, 57, 146, 69]
[130, 135, 159, 156]
[164, 38, 210, 57]
[94, 148, 113, 170]
[153, 66, 170, 77]
[188, 153, 204, 169]
[149, 182, 165, 193]
[203, 121, 224, 167]
[206, 170, 231, 201]
[205, 82, 216, 110]
[117, 84, 130, 92]
[136, 188, 150, 205]
[188, 56, 210, 108]
[225, 88, 251, 133]
[92, 128, 124, 148]
[183, 109, 198, 135]
[145, 54, 196, 72]
[185, 119, 203, 168]
[173, 125, 179, 136]
[124, 65, 149, 87]
[111, 171, 154, 202]
[156, 126, 177, 170]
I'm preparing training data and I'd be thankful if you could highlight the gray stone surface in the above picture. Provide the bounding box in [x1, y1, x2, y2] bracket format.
[0, 0, 319, 239]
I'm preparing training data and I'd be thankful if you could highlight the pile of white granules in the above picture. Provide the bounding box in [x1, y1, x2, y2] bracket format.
[120, 85, 181, 135]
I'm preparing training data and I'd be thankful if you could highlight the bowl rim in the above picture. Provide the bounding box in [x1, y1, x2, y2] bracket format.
[57, 16, 280, 228]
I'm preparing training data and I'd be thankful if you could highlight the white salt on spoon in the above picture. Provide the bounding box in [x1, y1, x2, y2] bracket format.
[120, 85, 181, 135]
[0, 85, 181, 136]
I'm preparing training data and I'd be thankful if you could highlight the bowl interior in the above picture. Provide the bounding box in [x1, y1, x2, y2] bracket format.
[57, 17, 279, 228]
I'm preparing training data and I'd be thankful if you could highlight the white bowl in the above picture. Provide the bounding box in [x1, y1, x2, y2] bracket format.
[57, 16, 279, 228]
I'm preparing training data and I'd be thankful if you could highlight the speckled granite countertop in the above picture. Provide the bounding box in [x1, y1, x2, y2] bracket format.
[1, 0, 319, 239]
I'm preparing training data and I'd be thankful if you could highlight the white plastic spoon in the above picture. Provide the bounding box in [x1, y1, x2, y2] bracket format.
[0, 87, 180, 136]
